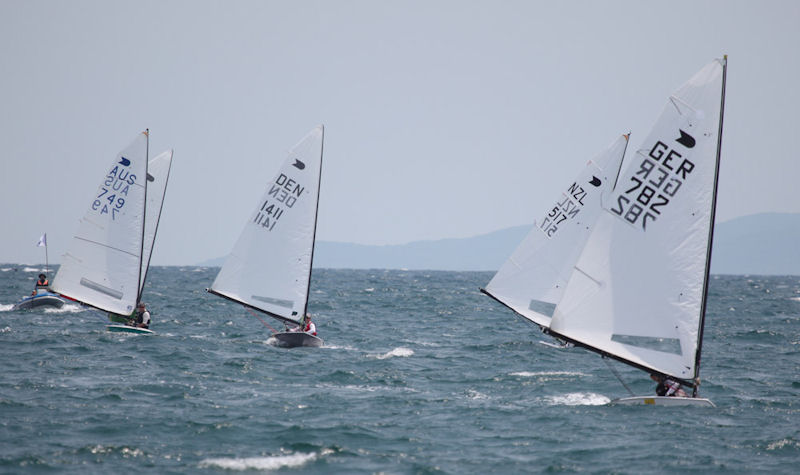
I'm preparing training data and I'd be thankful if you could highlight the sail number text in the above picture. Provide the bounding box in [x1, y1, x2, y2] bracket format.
[92, 161, 137, 220]
[610, 139, 695, 230]
[253, 173, 305, 231]
[539, 182, 587, 238]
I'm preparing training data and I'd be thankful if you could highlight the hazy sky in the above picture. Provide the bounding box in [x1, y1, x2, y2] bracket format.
[2, 0, 798, 265]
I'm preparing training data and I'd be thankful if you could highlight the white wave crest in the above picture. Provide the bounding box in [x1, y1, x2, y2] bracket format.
[199, 452, 318, 471]
[544, 392, 610, 406]
[0, 326, 11, 333]
[23, 267, 43, 272]
[373, 347, 414, 359]
[44, 304, 83, 314]
[510, 371, 585, 378]
[0, 304, 14, 312]
[1, 268, 13, 272]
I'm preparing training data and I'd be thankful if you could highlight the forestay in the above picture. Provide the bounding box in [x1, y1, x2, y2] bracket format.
[549, 59, 726, 382]
[52, 132, 149, 315]
[209, 126, 324, 325]
[483, 134, 628, 328]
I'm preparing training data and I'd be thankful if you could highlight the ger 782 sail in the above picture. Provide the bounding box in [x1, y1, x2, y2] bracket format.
[484, 57, 728, 406]
[207, 126, 324, 348]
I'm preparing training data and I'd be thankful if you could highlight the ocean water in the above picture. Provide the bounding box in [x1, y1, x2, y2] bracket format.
[1, 266, 798, 473]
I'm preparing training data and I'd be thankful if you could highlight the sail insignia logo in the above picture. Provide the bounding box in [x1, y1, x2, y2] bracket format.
[589, 176, 602, 187]
[118, 157, 131, 167]
[676, 130, 696, 149]
[292, 159, 305, 170]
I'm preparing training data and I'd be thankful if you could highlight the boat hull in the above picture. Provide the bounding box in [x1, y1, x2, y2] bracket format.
[611, 396, 715, 407]
[106, 324, 154, 335]
[12, 293, 66, 311]
[271, 332, 323, 348]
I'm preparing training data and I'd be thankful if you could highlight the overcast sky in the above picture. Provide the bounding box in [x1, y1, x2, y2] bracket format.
[1, 0, 798, 265]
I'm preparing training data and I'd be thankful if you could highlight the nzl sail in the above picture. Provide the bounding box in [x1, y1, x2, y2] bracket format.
[482, 134, 629, 329]
[208, 126, 324, 325]
[53, 132, 151, 315]
[549, 57, 727, 390]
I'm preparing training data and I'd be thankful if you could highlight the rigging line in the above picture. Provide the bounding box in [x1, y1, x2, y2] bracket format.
[602, 357, 636, 396]
[74, 237, 141, 258]
[244, 305, 278, 334]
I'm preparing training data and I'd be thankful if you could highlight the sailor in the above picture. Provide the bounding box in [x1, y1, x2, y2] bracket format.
[131, 302, 151, 329]
[303, 313, 317, 336]
[32, 273, 49, 295]
[651, 374, 688, 397]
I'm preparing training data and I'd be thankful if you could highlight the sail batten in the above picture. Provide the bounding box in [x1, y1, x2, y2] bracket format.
[210, 126, 324, 325]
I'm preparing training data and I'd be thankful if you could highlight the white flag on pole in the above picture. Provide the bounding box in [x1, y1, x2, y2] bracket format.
[37, 233, 47, 247]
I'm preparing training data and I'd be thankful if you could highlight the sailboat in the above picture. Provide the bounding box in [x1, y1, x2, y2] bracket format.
[207, 126, 324, 348]
[12, 234, 66, 310]
[483, 57, 727, 407]
[481, 133, 630, 330]
[51, 131, 174, 334]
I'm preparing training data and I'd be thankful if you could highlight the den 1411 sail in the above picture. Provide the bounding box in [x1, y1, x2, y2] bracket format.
[52, 132, 173, 317]
[481, 134, 629, 329]
[208, 126, 324, 326]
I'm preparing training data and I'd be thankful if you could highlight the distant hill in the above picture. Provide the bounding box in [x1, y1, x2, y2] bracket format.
[199, 213, 800, 275]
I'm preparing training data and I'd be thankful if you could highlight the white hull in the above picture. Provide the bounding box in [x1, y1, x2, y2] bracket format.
[106, 324, 154, 335]
[12, 293, 66, 310]
[611, 396, 715, 407]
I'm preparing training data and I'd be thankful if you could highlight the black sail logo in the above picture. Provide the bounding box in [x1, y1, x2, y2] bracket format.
[118, 156, 131, 166]
[676, 130, 696, 148]
[292, 159, 305, 170]
[589, 176, 602, 187]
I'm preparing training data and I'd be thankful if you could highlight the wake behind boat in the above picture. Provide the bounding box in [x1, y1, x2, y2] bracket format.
[106, 324, 155, 335]
[483, 57, 728, 406]
[207, 126, 325, 348]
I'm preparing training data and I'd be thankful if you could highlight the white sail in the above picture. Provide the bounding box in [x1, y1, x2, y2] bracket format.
[210, 126, 324, 324]
[139, 149, 173, 294]
[483, 134, 629, 328]
[549, 58, 726, 381]
[52, 132, 149, 315]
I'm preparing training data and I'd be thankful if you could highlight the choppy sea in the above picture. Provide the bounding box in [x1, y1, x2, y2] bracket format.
[1, 266, 799, 473]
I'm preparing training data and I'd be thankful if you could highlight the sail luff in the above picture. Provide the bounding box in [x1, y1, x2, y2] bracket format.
[303, 125, 324, 317]
[693, 55, 728, 396]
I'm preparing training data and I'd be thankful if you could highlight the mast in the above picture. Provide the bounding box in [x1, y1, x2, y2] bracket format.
[303, 125, 324, 318]
[693, 55, 727, 397]
[135, 129, 149, 305]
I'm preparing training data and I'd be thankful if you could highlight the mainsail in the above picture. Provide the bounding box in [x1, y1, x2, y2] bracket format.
[52, 132, 150, 315]
[482, 134, 629, 328]
[548, 58, 727, 387]
[209, 126, 324, 325]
